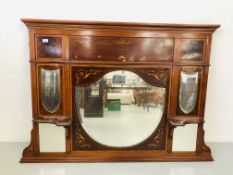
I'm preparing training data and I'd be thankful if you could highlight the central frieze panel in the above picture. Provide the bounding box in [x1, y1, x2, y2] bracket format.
[69, 36, 174, 62]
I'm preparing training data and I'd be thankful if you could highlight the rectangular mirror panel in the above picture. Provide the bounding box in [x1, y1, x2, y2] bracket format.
[36, 36, 62, 58]
[172, 124, 198, 152]
[39, 123, 66, 152]
[179, 39, 205, 61]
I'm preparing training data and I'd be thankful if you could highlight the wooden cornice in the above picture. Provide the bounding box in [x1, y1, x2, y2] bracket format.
[21, 18, 220, 32]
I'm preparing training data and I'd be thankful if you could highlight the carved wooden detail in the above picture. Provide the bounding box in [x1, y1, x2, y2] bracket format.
[114, 38, 130, 45]
[118, 55, 127, 62]
[138, 69, 169, 87]
[33, 117, 72, 126]
[73, 68, 105, 86]
[147, 122, 165, 149]
[76, 69, 99, 84]
[168, 117, 204, 127]
[76, 129, 91, 149]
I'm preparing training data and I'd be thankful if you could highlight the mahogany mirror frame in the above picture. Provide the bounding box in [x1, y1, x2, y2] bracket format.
[20, 18, 220, 163]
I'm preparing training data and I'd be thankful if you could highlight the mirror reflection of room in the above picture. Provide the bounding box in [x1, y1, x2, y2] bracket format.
[75, 70, 166, 147]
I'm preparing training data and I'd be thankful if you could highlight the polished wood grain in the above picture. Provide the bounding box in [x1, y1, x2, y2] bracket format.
[20, 18, 220, 163]
[21, 18, 220, 32]
[69, 36, 174, 62]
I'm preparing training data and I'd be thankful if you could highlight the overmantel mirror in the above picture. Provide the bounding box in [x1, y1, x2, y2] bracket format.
[21, 19, 220, 162]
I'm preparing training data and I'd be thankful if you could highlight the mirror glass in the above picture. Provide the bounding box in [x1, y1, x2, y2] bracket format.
[180, 39, 204, 61]
[37, 36, 62, 58]
[75, 70, 166, 147]
[41, 68, 61, 113]
[179, 71, 199, 114]
[39, 123, 66, 152]
[172, 124, 198, 152]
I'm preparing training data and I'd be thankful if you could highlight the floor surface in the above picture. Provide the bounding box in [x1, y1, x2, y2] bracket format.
[81, 105, 163, 147]
[0, 142, 232, 175]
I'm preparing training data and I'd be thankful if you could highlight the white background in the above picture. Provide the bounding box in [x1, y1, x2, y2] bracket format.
[0, 0, 232, 142]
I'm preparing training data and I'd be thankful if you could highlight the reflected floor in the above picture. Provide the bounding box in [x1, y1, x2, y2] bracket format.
[80, 104, 163, 147]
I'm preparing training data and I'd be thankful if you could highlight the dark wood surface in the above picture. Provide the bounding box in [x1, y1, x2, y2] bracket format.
[20, 18, 220, 163]
[69, 36, 174, 62]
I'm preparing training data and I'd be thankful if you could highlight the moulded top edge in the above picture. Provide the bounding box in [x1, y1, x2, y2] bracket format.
[21, 18, 220, 31]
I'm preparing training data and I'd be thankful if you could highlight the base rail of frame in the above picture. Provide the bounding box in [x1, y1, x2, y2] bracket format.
[20, 151, 213, 163]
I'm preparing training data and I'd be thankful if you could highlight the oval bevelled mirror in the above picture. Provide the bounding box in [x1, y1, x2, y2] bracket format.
[75, 70, 166, 147]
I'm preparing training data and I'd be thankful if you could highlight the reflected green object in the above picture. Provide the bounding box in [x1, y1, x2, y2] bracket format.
[107, 99, 121, 111]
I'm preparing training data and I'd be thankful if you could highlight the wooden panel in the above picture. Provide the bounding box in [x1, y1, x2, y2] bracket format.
[69, 36, 174, 62]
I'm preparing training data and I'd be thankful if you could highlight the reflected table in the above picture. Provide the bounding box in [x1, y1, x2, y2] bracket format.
[105, 86, 151, 111]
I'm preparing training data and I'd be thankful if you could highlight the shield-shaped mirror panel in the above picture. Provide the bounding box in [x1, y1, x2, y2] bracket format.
[40, 68, 61, 113]
[179, 71, 199, 114]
